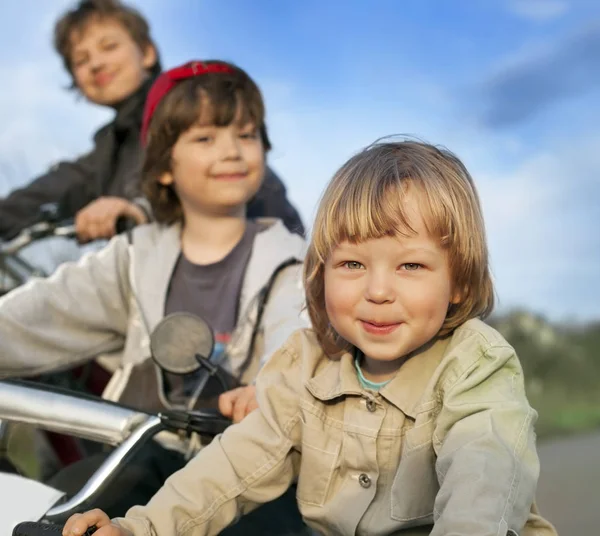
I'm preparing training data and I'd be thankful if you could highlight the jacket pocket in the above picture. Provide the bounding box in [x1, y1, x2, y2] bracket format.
[296, 422, 340, 506]
[391, 419, 438, 522]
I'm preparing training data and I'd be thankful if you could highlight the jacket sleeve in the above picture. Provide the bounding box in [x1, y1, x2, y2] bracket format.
[0, 149, 99, 240]
[431, 345, 540, 536]
[115, 336, 304, 536]
[247, 167, 305, 236]
[0, 235, 132, 378]
[257, 261, 310, 370]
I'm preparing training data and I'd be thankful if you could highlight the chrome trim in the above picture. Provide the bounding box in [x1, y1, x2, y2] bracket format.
[45, 415, 163, 520]
[0, 381, 149, 445]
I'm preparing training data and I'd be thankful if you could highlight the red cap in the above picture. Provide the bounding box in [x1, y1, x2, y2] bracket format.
[140, 61, 235, 145]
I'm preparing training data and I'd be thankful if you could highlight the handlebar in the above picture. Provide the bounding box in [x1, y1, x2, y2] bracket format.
[0, 221, 77, 257]
[0, 215, 137, 258]
[13, 522, 97, 536]
[0, 380, 149, 445]
[45, 415, 164, 520]
[0, 380, 231, 521]
[0, 215, 138, 296]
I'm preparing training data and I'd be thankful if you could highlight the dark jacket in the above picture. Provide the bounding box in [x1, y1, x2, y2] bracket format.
[0, 79, 304, 239]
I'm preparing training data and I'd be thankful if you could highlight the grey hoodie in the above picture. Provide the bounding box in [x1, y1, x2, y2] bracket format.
[0, 219, 308, 410]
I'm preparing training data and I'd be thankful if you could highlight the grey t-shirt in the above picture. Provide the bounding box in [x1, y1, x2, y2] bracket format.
[163, 221, 261, 401]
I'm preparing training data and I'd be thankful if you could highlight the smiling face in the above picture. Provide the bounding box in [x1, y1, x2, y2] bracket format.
[70, 18, 156, 106]
[323, 191, 459, 380]
[158, 107, 265, 219]
[305, 141, 495, 369]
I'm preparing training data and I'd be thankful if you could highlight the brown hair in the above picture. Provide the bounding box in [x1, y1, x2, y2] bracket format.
[142, 60, 271, 224]
[304, 139, 495, 356]
[54, 0, 160, 88]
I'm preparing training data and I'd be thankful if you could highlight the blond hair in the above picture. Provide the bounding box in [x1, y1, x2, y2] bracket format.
[304, 139, 495, 356]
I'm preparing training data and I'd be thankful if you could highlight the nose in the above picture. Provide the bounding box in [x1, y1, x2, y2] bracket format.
[221, 132, 242, 160]
[88, 50, 107, 73]
[364, 270, 396, 304]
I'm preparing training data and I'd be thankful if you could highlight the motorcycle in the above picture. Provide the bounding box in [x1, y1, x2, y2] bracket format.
[1, 314, 233, 535]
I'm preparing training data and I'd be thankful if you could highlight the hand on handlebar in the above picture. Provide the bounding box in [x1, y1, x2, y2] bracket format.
[75, 197, 147, 243]
[218, 385, 258, 423]
[63, 510, 125, 536]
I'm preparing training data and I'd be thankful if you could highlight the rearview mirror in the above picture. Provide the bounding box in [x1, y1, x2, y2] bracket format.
[150, 313, 214, 375]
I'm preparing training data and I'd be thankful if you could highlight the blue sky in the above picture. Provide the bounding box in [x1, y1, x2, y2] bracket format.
[0, 0, 599, 321]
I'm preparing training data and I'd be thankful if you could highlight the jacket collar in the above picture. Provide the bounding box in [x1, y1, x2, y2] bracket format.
[237, 218, 306, 315]
[305, 352, 364, 402]
[378, 336, 451, 417]
[135, 223, 182, 332]
[306, 335, 451, 419]
[113, 75, 155, 133]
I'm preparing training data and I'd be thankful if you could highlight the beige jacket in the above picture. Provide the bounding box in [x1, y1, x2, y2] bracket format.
[117, 319, 557, 536]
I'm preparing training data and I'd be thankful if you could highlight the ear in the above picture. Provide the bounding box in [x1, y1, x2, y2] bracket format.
[450, 284, 464, 305]
[158, 171, 173, 186]
[142, 43, 158, 71]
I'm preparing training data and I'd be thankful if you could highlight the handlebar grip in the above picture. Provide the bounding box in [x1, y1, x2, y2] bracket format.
[13, 522, 61, 536]
[160, 408, 231, 437]
[38, 203, 62, 224]
[115, 216, 137, 235]
[13, 522, 97, 536]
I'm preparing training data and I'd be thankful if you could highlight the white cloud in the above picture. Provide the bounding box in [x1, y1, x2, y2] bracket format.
[508, 0, 570, 21]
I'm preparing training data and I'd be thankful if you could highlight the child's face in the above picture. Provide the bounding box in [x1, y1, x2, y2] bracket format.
[70, 18, 156, 106]
[324, 192, 459, 378]
[159, 117, 265, 218]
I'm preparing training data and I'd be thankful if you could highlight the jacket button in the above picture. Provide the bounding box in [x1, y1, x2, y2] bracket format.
[358, 473, 371, 488]
[366, 399, 377, 412]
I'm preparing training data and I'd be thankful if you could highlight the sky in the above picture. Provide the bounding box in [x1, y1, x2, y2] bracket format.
[0, 0, 599, 322]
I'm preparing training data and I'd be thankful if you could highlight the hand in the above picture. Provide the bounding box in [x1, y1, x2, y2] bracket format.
[62, 509, 127, 536]
[218, 385, 258, 423]
[75, 196, 147, 243]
